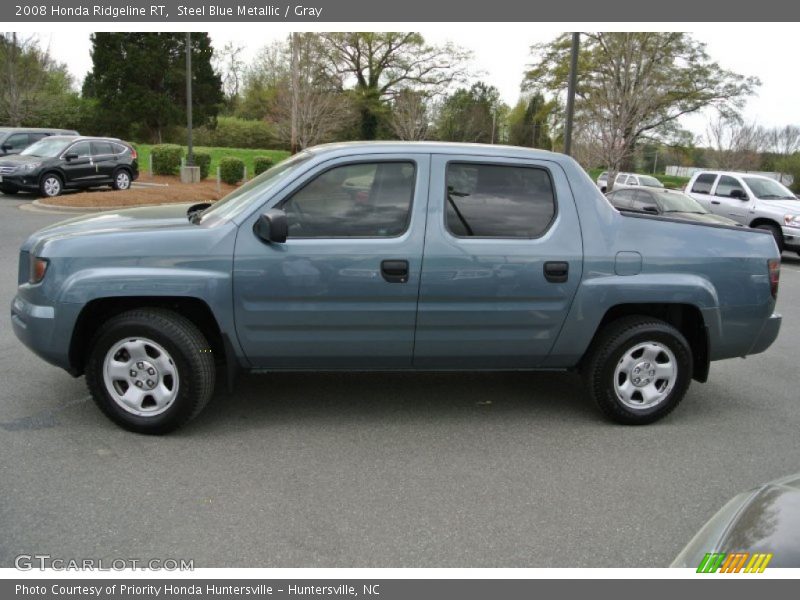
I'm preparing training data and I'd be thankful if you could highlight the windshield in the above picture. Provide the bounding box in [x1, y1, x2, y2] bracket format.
[638, 175, 664, 188]
[200, 151, 313, 222]
[20, 138, 71, 158]
[743, 177, 796, 200]
[655, 190, 708, 213]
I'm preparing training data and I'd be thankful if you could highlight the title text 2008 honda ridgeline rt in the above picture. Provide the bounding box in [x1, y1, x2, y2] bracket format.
[11, 143, 782, 433]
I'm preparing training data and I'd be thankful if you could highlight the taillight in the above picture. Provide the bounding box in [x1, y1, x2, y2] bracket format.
[29, 256, 48, 284]
[128, 145, 137, 160]
[768, 259, 780, 299]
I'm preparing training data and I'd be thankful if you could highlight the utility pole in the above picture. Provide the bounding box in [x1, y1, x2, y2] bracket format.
[290, 32, 299, 155]
[563, 32, 580, 156]
[186, 31, 193, 167]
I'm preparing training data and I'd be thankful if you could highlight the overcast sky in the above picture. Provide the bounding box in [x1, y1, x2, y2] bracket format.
[30, 24, 800, 139]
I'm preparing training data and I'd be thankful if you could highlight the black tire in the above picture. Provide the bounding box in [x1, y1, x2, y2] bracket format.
[111, 168, 132, 191]
[85, 308, 216, 434]
[583, 316, 693, 425]
[39, 172, 63, 198]
[755, 223, 784, 253]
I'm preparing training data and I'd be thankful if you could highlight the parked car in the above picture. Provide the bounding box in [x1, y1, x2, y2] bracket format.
[11, 142, 782, 433]
[597, 171, 664, 193]
[685, 171, 800, 254]
[672, 473, 800, 569]
[0, 135, 138, 197]
[606, 188, 740, 226]
[0, 127, 79, 157]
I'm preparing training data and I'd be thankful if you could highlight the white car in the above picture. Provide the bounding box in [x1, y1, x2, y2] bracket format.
[684, 170, 800, 254]
[597, 171, 664, 193]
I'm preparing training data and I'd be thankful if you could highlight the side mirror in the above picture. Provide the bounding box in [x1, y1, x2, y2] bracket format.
[64, 152, 78, 161]
[1, 143, 11, 151]
[253, 209, 288, 244]
[730, 189, 748, 200]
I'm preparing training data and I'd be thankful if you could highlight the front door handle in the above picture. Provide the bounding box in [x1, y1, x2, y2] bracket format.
[543, 261, 569, 283]
[711, 200, 721, 205]
[381, 259, 409, 283]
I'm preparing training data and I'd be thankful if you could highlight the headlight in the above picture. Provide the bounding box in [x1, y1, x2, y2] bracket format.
[21, 162, 41, 172]
[784, 214, 800, 227]
[29, 256, 48, 284]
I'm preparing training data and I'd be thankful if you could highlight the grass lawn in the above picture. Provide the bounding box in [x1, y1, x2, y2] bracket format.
[136, 144, 290, 179]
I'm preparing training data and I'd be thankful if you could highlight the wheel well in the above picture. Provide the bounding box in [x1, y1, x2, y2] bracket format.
[69, 297, 226, 376]
[39, 170, 63, 184]
[749, 218, 781, 231]
[590, 303, 709, 382]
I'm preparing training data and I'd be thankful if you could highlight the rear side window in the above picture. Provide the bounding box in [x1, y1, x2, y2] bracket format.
[691, 173, 717, 194]
[445, 163, 556, 238]
[112, 143, 129, 155]
[91, 141, 114, 155]
[281, 161, 415, 238]
[609, 189, 635, 209]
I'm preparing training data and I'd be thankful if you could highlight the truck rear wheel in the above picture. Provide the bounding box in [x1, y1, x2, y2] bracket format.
[85, 308, 216, 434]
[583, 316, 692, 425]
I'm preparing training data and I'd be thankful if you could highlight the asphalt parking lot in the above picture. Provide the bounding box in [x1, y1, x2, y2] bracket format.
[1, 193, 799, 569]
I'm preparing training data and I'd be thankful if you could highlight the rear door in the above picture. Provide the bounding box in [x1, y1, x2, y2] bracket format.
[90, 140, 119, 182]
[233, 153, 429, 369]
[686, 173, 718, 210]
[414, 155, 583, 369]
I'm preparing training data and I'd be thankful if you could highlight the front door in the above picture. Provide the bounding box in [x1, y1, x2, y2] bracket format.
[61, 141, 95, 185]
[233, 154, 430, 369]
[708, 174, 752, 224]
[414, 155, 583, 369]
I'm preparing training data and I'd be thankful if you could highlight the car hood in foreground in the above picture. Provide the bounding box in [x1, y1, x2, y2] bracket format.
[22, 203, 199, 252]
[671, 474, 800, 568]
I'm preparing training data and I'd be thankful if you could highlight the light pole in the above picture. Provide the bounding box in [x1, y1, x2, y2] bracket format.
[186, 31, 193, 167]
[563, 32, 580, 156]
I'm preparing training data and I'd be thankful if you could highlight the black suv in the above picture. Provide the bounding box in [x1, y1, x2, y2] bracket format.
[0, 136, 138, 197]
[0, 127, 79, 157]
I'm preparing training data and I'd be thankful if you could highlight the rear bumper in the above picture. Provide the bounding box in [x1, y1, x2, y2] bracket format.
[749, 312, 782, 355]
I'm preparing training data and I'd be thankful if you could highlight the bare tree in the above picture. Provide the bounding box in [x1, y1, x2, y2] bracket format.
[767, 124, 800, 157]
[389, 89, 430, 140]
[214, 41, 246, 100]
[272, 33, 354, 149]
[705, 116, 768, 171]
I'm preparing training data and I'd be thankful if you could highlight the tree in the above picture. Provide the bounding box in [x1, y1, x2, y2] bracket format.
[214, 41, 246, 111]
[524, 32, 759, 190]
[435, 82, 502, 143]
[0, 33, 78, 127]
[390, 89, 430, 140]
[507, 93, 553, 149]
[271, 33, 354, 150]
[84, 33, 223, 142]
[705, 116, 767, 171]
[318, 32, 470, 139]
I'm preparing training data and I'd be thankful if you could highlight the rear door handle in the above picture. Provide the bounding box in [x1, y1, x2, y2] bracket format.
[381, 259, 409, 283]
[544, 261, 569, 283]
[711, 200, 721, 205]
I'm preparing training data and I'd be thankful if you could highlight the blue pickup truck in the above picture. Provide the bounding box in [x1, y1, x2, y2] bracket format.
[11, 142, 782, 433]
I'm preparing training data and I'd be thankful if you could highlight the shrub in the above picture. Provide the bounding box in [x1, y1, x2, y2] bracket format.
[190, 117, 274, 149]
[151, 144, 183, 175]
[192, 151, 212, 180]
[219, 157, 245, 185]
[253, 156, 274, 175]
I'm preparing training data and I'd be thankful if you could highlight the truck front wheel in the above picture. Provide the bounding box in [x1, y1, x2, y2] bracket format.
[583, 316, 692, 425]
[85, 308, 216, 434]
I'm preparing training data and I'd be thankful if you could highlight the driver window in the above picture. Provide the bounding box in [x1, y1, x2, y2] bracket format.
[280, 161, 415, 238]
[714, 175, 744, 198]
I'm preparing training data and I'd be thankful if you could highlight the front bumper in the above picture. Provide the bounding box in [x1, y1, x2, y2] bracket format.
[749, 312, 782, 355]
[10, 294, 75, 373]
[0, 173, 39, 192]
[782, 225, 800, 250]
